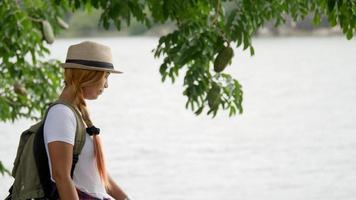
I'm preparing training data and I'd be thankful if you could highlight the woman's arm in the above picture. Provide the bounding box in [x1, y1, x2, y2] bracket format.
[48, 141, 79, 200]
[106, 175, 130, 200]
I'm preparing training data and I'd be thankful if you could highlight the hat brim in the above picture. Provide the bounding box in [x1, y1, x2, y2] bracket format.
[60, 63, 123, 74]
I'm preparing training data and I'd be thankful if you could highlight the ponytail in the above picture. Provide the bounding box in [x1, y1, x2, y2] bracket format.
[78, 100, 110, 188]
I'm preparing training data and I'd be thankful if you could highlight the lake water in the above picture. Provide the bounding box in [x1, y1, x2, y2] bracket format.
[1, 36, 356, 200]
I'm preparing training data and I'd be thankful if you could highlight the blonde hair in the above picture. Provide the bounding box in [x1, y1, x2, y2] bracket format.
[61, 68, 109, 188]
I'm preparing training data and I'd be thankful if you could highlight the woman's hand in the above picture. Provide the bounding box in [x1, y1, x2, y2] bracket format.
[48, 141, 79, 200]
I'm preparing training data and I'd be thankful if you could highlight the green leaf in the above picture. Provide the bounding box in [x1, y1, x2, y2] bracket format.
[249, 46, 255, 56]
[346, 29, 353, 40]
[194, 106, 204, 115]
[313, 10, 321, 25]
[328, 0, 337, 12]
[243, 32, 250, 50]
[0, 161, 10, 176]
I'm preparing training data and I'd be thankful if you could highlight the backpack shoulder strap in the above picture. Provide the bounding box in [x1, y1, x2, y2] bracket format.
[51, 100, 86, 175]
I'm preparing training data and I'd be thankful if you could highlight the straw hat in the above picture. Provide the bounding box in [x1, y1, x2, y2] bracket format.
[60, 41, 122, 74]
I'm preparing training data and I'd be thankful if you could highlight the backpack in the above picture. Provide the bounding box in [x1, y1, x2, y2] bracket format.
[6, 100, 86, 200]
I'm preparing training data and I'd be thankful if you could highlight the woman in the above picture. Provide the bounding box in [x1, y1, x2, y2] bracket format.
[44, 41, 129, 200]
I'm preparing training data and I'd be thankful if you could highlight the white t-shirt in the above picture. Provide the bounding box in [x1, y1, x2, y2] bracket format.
[43, 104, 111, 199]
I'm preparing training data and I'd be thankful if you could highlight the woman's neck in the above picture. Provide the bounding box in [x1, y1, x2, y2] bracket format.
[58, 87, 72, 102]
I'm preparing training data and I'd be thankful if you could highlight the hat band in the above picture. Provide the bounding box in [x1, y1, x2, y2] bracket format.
[66, 59, 114, 69]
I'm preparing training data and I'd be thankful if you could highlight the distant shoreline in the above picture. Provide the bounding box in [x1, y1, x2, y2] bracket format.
[58, 25, 344, 39]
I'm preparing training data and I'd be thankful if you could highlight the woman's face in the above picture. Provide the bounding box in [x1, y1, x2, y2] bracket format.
[83, 72, 110, 100]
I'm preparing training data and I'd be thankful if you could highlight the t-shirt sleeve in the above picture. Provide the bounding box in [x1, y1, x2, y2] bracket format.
[43, 104, 77, 145]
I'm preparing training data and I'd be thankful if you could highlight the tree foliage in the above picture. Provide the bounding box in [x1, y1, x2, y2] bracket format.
[0, 0, 65, 121]
[0, 0, 355, 123]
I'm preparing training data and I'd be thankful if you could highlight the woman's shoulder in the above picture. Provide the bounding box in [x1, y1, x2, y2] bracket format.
[44, 103, 77, 144]
[48, 103, 75, 113]
[46, 103, 76, 123]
